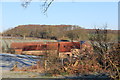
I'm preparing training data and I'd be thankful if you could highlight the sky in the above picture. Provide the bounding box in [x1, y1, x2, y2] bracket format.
[0, 2, 118, 32]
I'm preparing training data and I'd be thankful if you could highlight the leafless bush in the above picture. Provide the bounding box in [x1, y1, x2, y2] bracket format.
[89, 28, 120, 79]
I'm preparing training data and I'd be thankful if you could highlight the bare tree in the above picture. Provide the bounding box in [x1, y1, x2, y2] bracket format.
[89, 27, 120, 79]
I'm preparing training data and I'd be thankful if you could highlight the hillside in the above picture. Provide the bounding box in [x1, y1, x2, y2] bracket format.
[2, 25, 82, 39]
[2, 24, 118, 41]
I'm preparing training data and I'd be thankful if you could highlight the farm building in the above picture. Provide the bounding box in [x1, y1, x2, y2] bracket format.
[10, 42, 81, 56]
[10, 40, 94, 58]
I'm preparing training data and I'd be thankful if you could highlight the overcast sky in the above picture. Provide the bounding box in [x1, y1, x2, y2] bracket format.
[0, 2, 118, 32]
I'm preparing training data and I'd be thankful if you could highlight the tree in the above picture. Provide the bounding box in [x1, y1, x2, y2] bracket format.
[39, 31, 48, 38]
[89, 27, 120, 79]
[66, 30, 79, 41]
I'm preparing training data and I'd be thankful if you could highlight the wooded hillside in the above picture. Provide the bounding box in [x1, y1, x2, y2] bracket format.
[2, 24, 118, 41]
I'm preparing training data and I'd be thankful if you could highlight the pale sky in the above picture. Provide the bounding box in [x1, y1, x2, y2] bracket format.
[0, 1, 118, 32]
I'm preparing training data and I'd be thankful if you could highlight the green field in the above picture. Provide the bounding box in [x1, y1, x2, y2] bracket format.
[1, 38, 57, 52]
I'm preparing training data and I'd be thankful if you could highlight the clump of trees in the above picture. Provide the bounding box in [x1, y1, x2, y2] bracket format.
[2, 25, 88, 41]
[2, 25, 118, 42]
[89, 28, 120, 79]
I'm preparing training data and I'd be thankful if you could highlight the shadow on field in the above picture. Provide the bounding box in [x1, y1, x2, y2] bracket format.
[2, 73, 112, 80]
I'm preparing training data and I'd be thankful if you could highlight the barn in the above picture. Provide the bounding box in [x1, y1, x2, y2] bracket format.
[10, 42, 81, 56]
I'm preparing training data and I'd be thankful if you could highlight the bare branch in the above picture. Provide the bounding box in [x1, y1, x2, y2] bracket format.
[43, 0, 54, 13]
[21, 0, 54, 13]
[21, 0, 32, 8]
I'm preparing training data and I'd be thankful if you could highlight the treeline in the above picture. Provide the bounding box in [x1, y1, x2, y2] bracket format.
[2, 24, 118, 41]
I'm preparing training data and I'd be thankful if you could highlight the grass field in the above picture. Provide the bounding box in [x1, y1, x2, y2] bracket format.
[1, 38, 57, 52]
